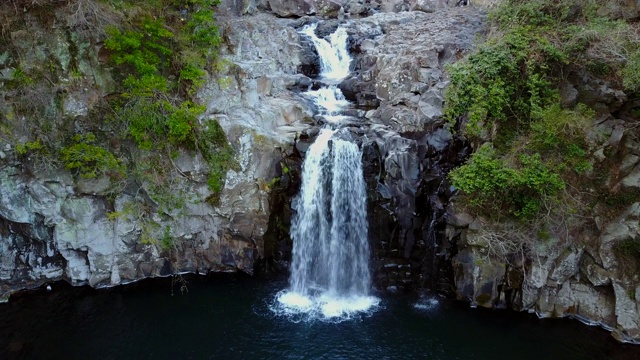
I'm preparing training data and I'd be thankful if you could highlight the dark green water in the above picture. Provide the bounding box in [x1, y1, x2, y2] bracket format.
[0, 274, 637, 359]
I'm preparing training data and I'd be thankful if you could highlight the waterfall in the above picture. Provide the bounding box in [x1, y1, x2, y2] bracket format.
[273, 24, 379, 321]
[302, 24, 352, 124]
[300, 24, 351, 82]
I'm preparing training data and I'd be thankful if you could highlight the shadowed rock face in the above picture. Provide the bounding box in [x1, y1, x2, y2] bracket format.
[334, 9, 483, 293]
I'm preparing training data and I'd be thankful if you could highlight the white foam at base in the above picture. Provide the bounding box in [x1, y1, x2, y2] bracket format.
[277, 291, 314, 311]
[413, 297, 439, 311]
[272, 290, 380, 322]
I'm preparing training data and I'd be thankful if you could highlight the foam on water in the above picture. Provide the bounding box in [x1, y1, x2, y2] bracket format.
[413, 297, 440, 312]
[272, 290, 381, 322]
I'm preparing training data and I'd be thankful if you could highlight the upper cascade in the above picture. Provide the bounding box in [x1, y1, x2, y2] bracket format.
[300, 24, 352, 83]
[300, 24, 354, 124]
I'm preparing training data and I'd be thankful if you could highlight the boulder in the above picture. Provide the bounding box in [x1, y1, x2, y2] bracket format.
[410, 0, 446, 13]
[268, 0, 316, 17]
[316, 0, 342, 17]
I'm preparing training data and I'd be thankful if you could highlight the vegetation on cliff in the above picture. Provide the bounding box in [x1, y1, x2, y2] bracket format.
[445, 0, 640, 253]
[0, 0, 232, 249]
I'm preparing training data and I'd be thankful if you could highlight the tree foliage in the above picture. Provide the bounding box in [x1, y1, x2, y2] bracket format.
[445, 0, 638, 222]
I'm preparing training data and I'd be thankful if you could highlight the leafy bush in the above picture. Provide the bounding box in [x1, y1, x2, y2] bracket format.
[445, 20, 566, 142]
[15, 140, 45, 155]
[450, 145, 564, 219]
[622, 51, 640, 92]
[102, 0, 235, 198]
[60, 134, 125, 179]
[116, 98, 204, 149]
[443, 0, 637, 224]
[180, 0, 222, 50]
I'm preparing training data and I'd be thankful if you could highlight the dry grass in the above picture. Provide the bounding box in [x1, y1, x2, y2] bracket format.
[66, 0, 124, 37]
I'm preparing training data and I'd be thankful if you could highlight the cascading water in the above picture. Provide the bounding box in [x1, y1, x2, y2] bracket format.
[273, 24, 379, 321]
[300, 24, 351, 82]
[302, 24, 352, 124]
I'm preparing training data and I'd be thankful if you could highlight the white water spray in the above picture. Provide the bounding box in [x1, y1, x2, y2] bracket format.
[273, 24, 379, 321]
[300, 24, 352, 82]
[301, 24, 353, 124]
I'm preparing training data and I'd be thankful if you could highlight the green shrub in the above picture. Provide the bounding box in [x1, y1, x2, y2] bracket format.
[7, 67, 34, 89]
[176, 0, 222, 49]
[197, 119, 238, 193]
[60, 133, 125, 179]
[116, 98, 204, 149]
[445, 26, 564, 143]
[15, 140, 45, 155]
[443, 0, 631, 223]
[622, 51, 640, 92]
[450, 145, 565, 219]
[161, 226, 173, 250]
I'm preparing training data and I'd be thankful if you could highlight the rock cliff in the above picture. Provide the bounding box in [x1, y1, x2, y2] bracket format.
[1, 0, 640, 346]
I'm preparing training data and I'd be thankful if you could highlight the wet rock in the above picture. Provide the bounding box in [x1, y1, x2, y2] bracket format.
[338, 75, 376, 103]
[287, 75, 314, 92]
[355, 92, 380, 108]
[298, 35, 321, 77]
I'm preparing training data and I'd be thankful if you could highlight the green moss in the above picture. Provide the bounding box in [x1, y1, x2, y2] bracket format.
[161, 226, 173, 250]
[6, 67, 34, 89]
[198, 119, 238, 193]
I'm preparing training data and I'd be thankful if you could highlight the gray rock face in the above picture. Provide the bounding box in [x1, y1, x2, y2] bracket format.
[268, 0, 317, 17]
[446, 201, 640, 343]
[0, 11, 313, 300]
[202, 13, 314, 142]
[345, 10, 483, 133]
